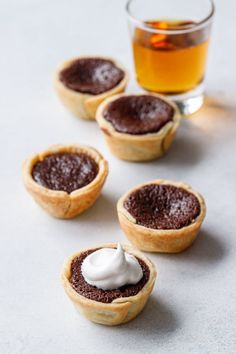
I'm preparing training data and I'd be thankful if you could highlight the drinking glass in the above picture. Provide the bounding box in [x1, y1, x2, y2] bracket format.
[126, 0, 215, 115]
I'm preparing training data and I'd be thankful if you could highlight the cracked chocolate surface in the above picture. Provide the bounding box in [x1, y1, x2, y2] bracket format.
[32, 152, 98, 194]
[59, 58, 124, 95]
[103, 95, 174, 134]
[124, 184, 201, 230]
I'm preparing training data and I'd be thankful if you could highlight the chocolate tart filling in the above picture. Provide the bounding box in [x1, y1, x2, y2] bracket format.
[32, 152, 98, 194]
[103, 95, 174, 135]
[59, 58, 124, 95]
[124, 184, 201, 230]
[69, 249, 150, 303]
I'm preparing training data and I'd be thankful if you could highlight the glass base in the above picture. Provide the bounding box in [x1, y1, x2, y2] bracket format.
[166, 83, 205, 116]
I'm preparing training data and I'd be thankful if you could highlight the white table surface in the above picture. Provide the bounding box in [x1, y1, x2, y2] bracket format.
[1, 0, 236, 353]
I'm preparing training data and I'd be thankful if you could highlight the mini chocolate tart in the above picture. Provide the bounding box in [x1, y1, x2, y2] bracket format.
[117, 180, 206, 253]
[54, 56, 128, 120]
[61, 243, 157, 326]
[96, 93, 180, 161]
[22, 144, 108, 219]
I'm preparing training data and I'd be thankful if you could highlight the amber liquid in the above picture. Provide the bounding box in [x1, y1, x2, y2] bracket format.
[133, 20, 209, 94]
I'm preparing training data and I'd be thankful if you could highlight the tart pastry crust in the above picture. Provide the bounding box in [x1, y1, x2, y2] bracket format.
[96, 93, 181, 161]
[54, 56, 129, 120]
[22, 144, 108, 219]
[117, 180, 206, 253]
[61, 243, 157, 326]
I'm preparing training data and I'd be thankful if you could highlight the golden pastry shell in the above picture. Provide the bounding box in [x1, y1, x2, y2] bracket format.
[22, 144, 108, 219]
[54, 56, 129, 120]
[117, 179, 206, 253]
[61, 243, 157, 326]
[96, 93, 181, 161]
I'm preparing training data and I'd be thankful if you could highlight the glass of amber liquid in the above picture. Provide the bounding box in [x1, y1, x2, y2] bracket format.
[126, 0, 215, 115]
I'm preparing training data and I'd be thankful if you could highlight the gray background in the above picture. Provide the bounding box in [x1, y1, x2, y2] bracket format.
[0, 0, 235, 353]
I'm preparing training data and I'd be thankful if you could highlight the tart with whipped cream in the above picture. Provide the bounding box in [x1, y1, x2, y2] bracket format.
[117, 180, 206, 253]
[96, 93, 180, 161]
[22, 144, 108, 219]
[54, 56, 128, 120]
[61, 243, 157, 325]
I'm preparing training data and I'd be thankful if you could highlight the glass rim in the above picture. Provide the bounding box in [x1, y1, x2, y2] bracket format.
[126, 0, 215, 34]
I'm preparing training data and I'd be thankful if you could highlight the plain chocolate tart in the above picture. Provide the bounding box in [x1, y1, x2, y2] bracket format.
[117, 180, 206, 253]
[54, 56, 128, 120]
[96, 93, 180, 161]
[61, 243, 157, 325]
[22, 144, 108, 219]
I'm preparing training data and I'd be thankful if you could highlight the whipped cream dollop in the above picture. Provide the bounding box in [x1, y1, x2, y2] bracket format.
[81, 244, 143, 290]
